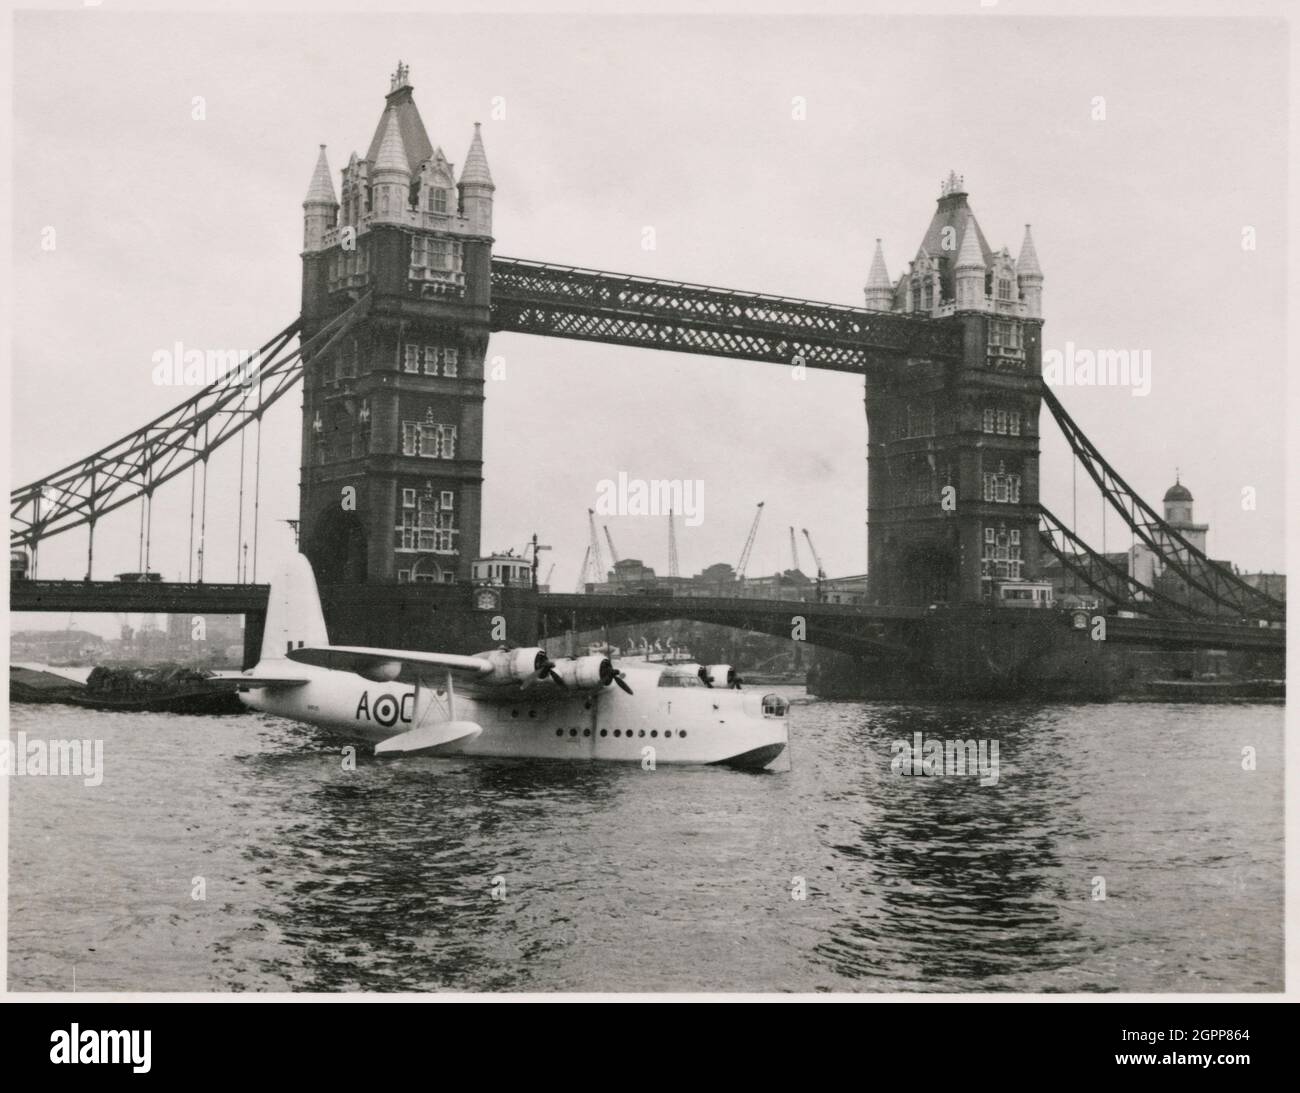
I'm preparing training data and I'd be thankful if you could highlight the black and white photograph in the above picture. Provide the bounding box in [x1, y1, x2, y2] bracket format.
[2, 0, 1296, 1022]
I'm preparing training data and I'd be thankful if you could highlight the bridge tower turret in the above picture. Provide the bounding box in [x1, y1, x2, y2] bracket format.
[1016, 224, 1043, 319]
[298, 62, 492, 587]
[866, 172, 1045, 606]
[863, 239, 895, 311]
[302, 145, 338, 253]
[459, 123, 495, 236]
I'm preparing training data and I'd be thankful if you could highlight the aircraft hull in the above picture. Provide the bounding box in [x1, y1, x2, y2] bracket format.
[240, 662, 788, 768]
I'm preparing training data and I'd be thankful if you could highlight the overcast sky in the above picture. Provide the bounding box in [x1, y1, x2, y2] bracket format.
[11, 10, 1287, 633]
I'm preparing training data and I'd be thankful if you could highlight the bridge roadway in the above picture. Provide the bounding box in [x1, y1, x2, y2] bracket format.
[10, 582, 1285, 660]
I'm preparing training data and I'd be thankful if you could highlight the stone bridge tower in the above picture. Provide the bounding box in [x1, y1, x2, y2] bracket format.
[863, 172, 1044, 605]
[298, 62, 493, 586]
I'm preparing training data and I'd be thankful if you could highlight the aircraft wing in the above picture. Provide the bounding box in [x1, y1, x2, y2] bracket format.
[287, 645, 494, 684]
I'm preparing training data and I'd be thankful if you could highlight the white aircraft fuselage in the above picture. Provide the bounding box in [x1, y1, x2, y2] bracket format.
[240, 659, 789, 768]
[233, 553, 789, 769]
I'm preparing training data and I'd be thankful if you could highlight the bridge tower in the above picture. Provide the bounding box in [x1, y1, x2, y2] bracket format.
[862, 172, 1044, 605]
[298, 62, 493, 586]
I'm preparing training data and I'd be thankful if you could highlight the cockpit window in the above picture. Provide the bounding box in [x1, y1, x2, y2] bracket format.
[657, 670, 704, 688]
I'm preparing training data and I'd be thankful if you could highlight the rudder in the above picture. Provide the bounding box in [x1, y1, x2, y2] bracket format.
[260, 552, 331, 662]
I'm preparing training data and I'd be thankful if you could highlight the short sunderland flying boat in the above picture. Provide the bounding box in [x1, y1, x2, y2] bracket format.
[231, 555, 789, 769]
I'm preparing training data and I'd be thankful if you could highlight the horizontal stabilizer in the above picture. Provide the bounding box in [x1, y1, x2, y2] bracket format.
[374, 720, 483, 757]
[288, 645, 493, 685]
[208, 674, 309, 691]
[235, 677, 310, 690]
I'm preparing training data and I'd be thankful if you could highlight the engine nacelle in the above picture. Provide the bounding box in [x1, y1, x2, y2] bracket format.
[357, 660, 402, 683]
[699, 663, 737, 688]
[478, 646, 550, 685]
[551, 655, 615, 690]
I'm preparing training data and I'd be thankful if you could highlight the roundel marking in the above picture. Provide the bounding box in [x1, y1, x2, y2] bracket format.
[373, 694, 401, 728]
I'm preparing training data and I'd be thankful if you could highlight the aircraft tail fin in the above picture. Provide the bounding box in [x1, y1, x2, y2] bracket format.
[260, 553, 330, 662]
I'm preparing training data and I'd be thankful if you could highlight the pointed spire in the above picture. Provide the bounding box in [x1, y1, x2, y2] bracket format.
[955, 219, 985, 269]
[460, 122, 494, 189]
[1016, 223, 1042, 278]
[303, 145, 337, 205]
[866, 239, 890, 287]
[864, 239, 895, 311]
[373, 111, 409, 177]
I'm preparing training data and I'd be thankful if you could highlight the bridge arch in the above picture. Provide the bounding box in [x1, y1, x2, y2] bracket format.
[306, 505, 367, 584]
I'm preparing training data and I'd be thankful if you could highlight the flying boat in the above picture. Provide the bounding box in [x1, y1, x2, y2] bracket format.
[231, 555, 789, 768]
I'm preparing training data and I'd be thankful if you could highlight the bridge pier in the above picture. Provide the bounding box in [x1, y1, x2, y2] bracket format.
[807, 609, 1285, 700]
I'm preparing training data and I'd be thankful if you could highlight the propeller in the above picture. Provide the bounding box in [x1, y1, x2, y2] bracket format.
[612, 668, 633, 695]
[532, 657, 565, 687]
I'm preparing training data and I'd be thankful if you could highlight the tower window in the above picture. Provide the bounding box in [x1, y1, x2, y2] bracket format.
[404, 344, 421, 373]
[430, 188, 448, 214]
[400, 420, 457, 459]
[982, 464, 1022, 504]
[395, 490, 459, 554]
[339, 338, 358, 379]
[410, 236, 463, 274]
[402, 488, 416, 509]
[989, 320, 1022, 349]
[440, 490, 454, 510]
[981, 526, 1023, 582]
[984, 407, 1022, 435]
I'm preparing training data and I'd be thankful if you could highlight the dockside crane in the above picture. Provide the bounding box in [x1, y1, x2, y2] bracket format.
[789, 526, 802, 573]
[668, 509, 680, 578]
[586, 508, 607, 583]
[802, 528, 827, 580]
[575, 546, 592, 592]
[735, 501, 765, 580]
[603, 525, 620, 566]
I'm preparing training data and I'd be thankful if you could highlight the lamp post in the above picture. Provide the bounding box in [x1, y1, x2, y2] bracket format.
[529, 533, 551, 591]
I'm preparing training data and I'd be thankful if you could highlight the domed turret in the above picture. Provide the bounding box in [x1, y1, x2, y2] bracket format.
[1163, 473, 1195, 527]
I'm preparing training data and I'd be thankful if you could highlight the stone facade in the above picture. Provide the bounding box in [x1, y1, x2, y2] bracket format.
[864, 173, 1045, 606]
[298, 63, 493, 586]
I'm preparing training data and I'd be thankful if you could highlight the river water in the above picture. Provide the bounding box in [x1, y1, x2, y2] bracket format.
[6, 689, 1283, 993]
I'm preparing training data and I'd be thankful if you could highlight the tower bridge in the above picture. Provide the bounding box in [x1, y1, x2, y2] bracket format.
[10, 65, 1284, 697]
